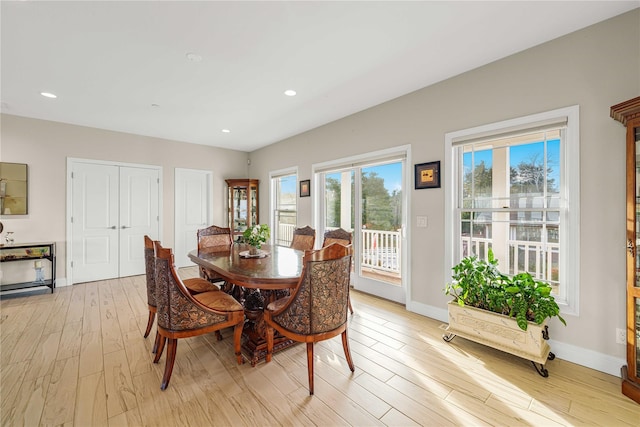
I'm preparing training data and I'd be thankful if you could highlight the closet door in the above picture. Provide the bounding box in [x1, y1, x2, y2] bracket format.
[119, 166, 160, 276]
[70, 161, 160, 283]
[71, 163, 120, 282]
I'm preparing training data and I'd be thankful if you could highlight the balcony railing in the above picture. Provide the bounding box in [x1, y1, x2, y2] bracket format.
[461, 236, 559, 286]
[361, 229, 401, 274]
[274, 210, 296, 246]
[275, 222, 402, 276]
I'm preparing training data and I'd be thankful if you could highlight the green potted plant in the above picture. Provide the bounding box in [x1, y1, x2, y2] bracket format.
[242, 224, 270, 255]
[443, 249, 566, 376]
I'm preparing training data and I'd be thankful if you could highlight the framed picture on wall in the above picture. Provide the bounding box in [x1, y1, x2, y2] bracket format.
[300, 179, 310, 197]
[415, 161, 440, 189]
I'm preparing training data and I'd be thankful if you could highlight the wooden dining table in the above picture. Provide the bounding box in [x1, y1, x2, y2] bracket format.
[188, 244, 303, 365]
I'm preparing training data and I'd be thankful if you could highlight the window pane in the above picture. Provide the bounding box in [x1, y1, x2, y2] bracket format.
[325, 172, 342, 229]
[510, 141, 545, 196]
[276, 175, 296, 210]
[324, 171, 355, 230]
[273, 174, 297, 246]
[547, 137, 561, 195]
[361, 163, 402, 232]
[462, 148, 493, 204]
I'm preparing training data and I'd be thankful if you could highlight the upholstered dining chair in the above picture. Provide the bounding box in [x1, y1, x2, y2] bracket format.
[197, 225, 233, 289]
[153, 241, 245, 390]
[143, 235, 220, 351]
[289, 225, 316, 251]
[321, 228, 354, 314]
[264, 243, 355, 395]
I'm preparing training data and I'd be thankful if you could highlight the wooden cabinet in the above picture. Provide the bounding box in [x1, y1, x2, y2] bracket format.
[226, 179, 259, 241]
[611, 96, 640, 404]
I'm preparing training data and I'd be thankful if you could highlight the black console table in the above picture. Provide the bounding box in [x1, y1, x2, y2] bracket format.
[0, 242, 56, 297]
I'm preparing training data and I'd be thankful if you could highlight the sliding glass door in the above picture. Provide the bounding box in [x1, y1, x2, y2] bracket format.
[319, 159, 406, 304]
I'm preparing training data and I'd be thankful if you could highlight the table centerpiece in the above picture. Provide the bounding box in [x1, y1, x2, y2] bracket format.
[242, 224, 271, 256]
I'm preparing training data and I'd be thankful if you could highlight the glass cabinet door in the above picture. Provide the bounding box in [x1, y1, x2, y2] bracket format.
[233, 187, 247, 232]
[226, 179, 259, 241]
[249, 184, 258, 226]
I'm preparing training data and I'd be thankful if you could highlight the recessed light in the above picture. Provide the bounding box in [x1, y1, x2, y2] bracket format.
[221, 129, 231, 133]
[284, 89, 297, 97]
[40, 92, 57, 98]
[186, 52, 203, 62]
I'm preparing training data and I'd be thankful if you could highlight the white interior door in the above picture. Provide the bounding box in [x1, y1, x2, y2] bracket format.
[174, 168, 212, 267]
[70, 160, 161, 283]
[71, 162, 119, 282]
[119, 167, 160, 276]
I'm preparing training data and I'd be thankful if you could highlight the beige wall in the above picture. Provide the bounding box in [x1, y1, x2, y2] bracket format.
[249, 10, 640, 370]
[0, 115, 248, 283]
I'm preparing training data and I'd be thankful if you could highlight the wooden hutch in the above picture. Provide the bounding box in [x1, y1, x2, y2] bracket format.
[611, 96, 640, 405]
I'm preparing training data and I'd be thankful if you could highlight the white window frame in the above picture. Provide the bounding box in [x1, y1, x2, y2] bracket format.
[269, 167, 298, 247]
[444, 106, 580, 316]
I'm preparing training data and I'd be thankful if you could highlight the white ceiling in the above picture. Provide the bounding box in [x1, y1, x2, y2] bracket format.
[2, 1, 638, 152]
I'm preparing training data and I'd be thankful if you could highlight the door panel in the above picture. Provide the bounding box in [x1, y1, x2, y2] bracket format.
[119, 167, 159, 277]
[320, 160, 405, 304]
[72, 163, 119, 282]
[175, 169, 211, 267]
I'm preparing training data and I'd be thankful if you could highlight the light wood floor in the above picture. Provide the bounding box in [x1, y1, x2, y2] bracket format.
[1, 268, 638, 426]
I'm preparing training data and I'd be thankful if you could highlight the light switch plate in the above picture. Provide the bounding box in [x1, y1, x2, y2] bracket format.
[417, 215, 428, 228]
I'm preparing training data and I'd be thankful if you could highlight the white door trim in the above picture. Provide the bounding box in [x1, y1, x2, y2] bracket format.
[66, 157, 163, 285]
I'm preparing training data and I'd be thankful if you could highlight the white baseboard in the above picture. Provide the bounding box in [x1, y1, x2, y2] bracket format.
[407, 300, 448, 323]
[55, 277, 69, 287]
[546, 339, 625, 377]
[407, 301, 624, 377]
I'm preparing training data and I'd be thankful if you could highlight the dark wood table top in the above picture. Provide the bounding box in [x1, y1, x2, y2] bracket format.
[188, 244, 303, 289]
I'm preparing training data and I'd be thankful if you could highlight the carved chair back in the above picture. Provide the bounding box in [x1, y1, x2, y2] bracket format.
[155, 243, 228, 331]
[322, 227, 352, 248]
[290, 225, 316, 251]
[144, 235, 157, 308]
[197, 225, 233, 252]
[197, 225, 232, 284]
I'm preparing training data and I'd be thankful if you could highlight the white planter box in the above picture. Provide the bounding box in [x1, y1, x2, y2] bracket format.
[445, 301, 552, 366]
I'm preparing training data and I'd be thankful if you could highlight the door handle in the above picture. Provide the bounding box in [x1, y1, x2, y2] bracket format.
[109, 226, 116, 229]
[121, 226, 131, 229]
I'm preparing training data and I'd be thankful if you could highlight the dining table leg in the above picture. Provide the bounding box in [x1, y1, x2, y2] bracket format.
[239, 289, 297, 366]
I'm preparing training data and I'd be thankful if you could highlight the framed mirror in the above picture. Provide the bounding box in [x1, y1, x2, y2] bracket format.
[0, 162, 28, 215]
